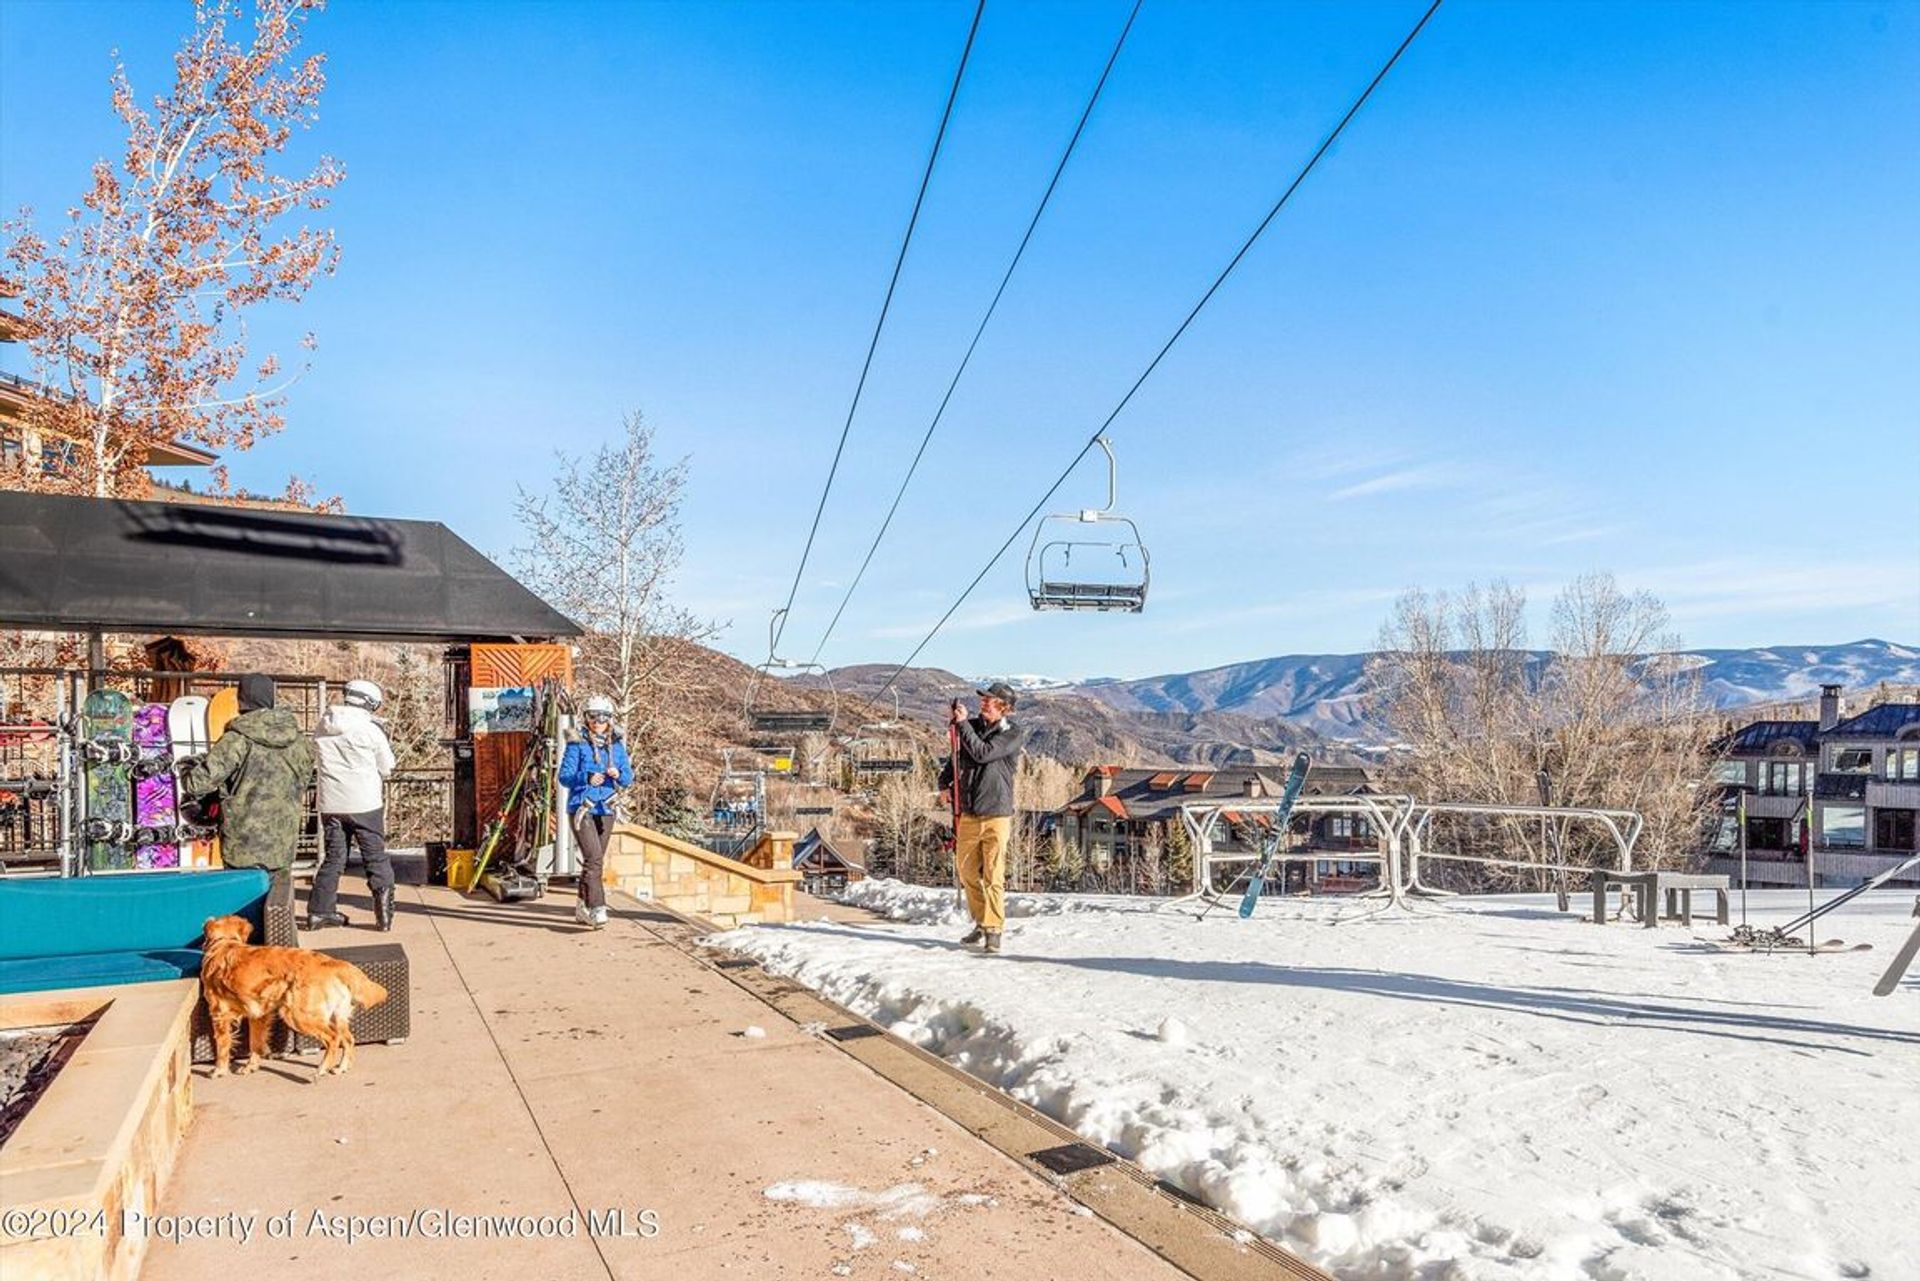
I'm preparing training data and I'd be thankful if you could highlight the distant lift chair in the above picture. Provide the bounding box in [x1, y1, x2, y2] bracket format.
[850, 693, 915, 775]
[1025, 437, 1150, 613]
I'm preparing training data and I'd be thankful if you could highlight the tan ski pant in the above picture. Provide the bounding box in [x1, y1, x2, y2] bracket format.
[956, 814, 1012, 930]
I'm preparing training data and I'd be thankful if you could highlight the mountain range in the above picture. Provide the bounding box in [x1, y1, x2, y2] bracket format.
[820, 640, 1920, 768]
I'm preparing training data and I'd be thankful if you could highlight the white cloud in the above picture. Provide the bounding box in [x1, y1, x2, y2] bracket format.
[1327, 463, 1469, 501]
[1161, 586, 1405, 634]
[867, 602, 1035, 641]
[1625, 560, 1920, 621]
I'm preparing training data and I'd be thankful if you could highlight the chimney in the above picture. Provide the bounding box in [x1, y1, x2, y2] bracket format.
[1243, 776, 1262, 799]
[1091, 768, 1112, 798]
[1819, 684, 1843, 732]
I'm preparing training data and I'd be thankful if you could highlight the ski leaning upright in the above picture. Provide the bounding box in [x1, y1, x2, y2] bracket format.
[1874, 898, 1920, 998]
[1233, 752, 1311, 919]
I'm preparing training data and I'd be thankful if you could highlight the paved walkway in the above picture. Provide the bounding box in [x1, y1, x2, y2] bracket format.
[144, 884, 1187, 1281]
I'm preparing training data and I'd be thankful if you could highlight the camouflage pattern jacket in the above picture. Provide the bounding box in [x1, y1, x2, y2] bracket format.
[179, 708, 315, 870]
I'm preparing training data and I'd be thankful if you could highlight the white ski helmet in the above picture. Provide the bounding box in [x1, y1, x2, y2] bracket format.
[582, 695, 616, 721]
[343, 679, 384, 711]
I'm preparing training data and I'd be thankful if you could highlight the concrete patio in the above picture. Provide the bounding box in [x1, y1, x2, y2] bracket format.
[138, 883, 1198, 1281]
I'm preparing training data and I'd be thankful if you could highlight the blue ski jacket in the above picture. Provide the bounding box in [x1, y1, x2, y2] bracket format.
[559, 732, 633, 817]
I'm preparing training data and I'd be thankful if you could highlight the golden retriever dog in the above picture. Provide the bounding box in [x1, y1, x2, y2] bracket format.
[200, 915, 389, 1078]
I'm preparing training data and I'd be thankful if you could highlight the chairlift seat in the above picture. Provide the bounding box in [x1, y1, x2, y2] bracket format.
[750, 711, 833, 735]
[1030, 580, 1147, 613]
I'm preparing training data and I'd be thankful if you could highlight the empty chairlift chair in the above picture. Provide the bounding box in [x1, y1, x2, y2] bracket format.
[1025, 437, 1150, 613]
[850, 692, 915, 776]
[742, 611, 839, 736]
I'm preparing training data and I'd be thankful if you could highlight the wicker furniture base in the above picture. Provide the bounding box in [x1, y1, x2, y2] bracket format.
[190, 940, 409, 1063]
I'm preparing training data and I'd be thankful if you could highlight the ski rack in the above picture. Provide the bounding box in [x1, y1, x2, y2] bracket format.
[3, 664, 333, 878]
[1403, 802, 1644, 901]
[1168, 794, 1420, 919]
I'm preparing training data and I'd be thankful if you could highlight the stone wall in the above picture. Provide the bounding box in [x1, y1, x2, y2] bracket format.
[605, 824, 799, 927]
[0, 980, 199, 1281]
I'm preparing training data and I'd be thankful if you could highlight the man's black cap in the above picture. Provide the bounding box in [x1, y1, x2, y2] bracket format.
[975, 681, 1019, 709]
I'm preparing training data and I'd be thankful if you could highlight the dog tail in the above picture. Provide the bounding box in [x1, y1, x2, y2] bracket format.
[346, 966, 389, 1009]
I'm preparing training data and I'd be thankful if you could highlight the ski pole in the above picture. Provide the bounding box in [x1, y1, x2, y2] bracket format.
[947, 710, 963, 900]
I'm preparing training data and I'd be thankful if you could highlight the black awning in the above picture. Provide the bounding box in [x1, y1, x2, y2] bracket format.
[0, 492, 581, 643]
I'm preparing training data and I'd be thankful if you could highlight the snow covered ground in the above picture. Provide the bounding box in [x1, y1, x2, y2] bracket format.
[710, 881, 1920, 1281]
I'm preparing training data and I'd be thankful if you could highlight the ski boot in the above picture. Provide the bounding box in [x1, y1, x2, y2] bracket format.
[982, 929, 1002, 955]
[373, 886, 396, 932]
[959, 925, 984, 946]
[302, 910, 350, 930]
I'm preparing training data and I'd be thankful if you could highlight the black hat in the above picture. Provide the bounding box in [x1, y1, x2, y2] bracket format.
[975, 681, 1019, 709]
[237, 673, 276, 712]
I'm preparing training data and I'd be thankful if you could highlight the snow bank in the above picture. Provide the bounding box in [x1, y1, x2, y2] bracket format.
[835, 876, 1085, 925]
[714, 889, 1920, 1280]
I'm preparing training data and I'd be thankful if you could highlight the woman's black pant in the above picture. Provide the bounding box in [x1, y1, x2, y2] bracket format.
[572, 808, 611, 909]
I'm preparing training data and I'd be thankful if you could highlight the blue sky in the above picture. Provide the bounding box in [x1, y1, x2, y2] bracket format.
[4, 0, 1916, 680]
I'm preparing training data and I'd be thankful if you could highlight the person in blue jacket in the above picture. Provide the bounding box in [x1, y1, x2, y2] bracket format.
[559, 695, 631, 929]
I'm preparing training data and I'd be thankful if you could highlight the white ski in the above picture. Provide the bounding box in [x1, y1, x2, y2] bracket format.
[1873, 901, 1920, 997]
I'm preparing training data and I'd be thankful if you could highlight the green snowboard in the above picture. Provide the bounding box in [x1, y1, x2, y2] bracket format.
[81, 689, 136, 872]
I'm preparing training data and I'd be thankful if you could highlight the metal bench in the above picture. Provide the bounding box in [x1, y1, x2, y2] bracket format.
[1592, 871, 1730, 928]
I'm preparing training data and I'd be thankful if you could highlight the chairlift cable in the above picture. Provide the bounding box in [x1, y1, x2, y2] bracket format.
[768, 0, 987, 659]
[804, 0, 1146, 668]
[874, 0, 1444, 699]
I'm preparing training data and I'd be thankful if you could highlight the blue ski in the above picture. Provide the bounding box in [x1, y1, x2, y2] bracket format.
[1238, 752, 1312, 918]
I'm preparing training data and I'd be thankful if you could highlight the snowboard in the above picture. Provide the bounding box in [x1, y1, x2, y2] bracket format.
[1238, 752, 1312, 918]
[80, 689, 136, 872]
[168, 696, 216, 867]
[131, 703, 180, 869]
[203, 686, 240, 867]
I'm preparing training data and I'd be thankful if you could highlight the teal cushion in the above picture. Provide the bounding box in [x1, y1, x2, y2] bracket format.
[0, 949, 206, 995]
[0, 869, 269, 960]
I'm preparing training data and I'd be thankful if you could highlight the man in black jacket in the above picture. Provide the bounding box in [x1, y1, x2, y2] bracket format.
[940, 681, 1027, 954]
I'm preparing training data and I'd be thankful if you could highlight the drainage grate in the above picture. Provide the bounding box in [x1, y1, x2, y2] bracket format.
[1028, 1143, 1116, 1176]
[825, 1024, 884, 1042]
[713, 958, 757, 970]
[631, 911, 680, 923]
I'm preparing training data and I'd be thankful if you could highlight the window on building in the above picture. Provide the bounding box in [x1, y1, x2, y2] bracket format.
[1832, 747, 1874, 774]
[39, 438, 79, 476]
[0, 425, 21, 463]
[1821, 805, 1866, 849]
[1710, 814, 1737, 852]
[1887, 748, 1920, 782]
[1746, 817, 1790, 851]
[1713, 760, 1748, 785]
[1874, 809, 1916, 852]
[1762, 762, 1807, 796]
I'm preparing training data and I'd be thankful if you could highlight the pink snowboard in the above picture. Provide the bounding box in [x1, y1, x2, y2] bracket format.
[133, 703, 180, 869]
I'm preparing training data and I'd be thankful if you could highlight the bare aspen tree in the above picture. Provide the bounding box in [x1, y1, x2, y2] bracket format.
[1368, 573, 1716, 889]
[515, 412, 719, 828]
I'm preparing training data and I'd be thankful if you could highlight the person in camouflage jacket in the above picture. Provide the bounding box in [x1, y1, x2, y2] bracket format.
[178, 674, 314, 894]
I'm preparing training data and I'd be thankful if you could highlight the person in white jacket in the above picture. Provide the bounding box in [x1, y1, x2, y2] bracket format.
[305, 679, 398, 931]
